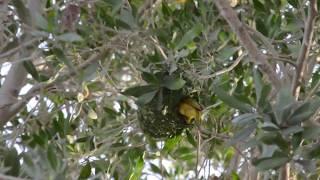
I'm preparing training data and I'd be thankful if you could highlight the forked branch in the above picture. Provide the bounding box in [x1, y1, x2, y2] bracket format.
[213, 0, 280, 87]
[292, 0, 318, 98]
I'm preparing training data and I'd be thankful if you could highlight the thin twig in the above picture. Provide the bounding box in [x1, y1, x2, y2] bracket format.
[196, 157, 208, 177]
[245, 24, 278, 56]
[0, 173, 27, 180]
[0, 38, 39, 60]
[195, 128, 201, 179]
[245, 25, 297, 67]
[306, 78, 320, 100]
[198, 51, 247, 79]
[150, 36, 168, 60]
[0, 48, 109, 126]
[292, 0, 318, 98]
[265, 54, 296, 67]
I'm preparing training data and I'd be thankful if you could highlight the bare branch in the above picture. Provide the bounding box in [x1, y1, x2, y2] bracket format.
[0, 48, 109, 126]
[245, 24, 279, 56]
[0, 63, 27, 126]
[265, 53, 296, 67]
[0, 38, 39, 60]
[0, 173, 27, 180]
[213, 0, 280, 87]
[198, 51, 247, 79]
[292, 0, 318, 98]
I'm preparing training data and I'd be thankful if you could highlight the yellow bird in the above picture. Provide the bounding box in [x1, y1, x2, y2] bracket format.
[178, 97, 202, 124]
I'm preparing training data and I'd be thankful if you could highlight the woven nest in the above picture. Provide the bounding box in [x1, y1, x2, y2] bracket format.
[138, 88, 191, 138]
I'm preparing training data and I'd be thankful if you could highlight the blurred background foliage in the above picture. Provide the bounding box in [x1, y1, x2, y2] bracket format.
[0, 0, 320, 179]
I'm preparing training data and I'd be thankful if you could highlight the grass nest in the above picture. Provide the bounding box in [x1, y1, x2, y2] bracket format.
[137, 88, 191, 138]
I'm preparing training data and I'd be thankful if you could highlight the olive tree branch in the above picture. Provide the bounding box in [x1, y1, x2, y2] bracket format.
[292, 0, 318, 98]
[245, 25, 296, 67]
[0, 173, 27, 180]
[198, 50, 247, 79]
[0, 48, 109, 126]
[213, 0, 280, 87]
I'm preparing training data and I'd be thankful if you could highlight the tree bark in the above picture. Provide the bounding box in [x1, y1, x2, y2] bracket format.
[0, 63, 27, 126]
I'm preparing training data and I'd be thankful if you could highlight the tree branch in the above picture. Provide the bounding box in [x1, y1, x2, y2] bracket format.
[0, 38, 39, 60]
[0, 173, 27, 180]
[0, 63, 27, 126]
[0, 48, 109, 126]
[213, 0, 280, 87]
[292, 0, 318, 98]
[198, 51, 247, 79]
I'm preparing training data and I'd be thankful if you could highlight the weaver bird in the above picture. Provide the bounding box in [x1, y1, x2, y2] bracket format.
[178, 97, 202, 124]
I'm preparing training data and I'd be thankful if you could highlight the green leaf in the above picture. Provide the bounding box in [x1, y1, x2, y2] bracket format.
[287, 0, 299, 8]
[253, 155, 289, 171]
[47, 144, 58, 170]
[150, 163, 169, 176]
[214, 85, 252, 112]
[162, 76, 186, 90]
[225, 148, 235, 162]
[253, 150, 290, 170]
[281, 125, 303, 136]
[161, 1, 171, 16]
[87, 81, 105, 92]
[260, 122, 280, 131]
[276, 86, 295, 109]
[253, 69, 263, 100]
[136, 90, 158, 105]
[52, 48, 75, 72]
[231, 172, 241, 180]
[305, 144, 320, 159]
[175, 147, 193, 156]
[252, 0, 266, 12]
[217, 46, 238, 61]
[129, 155, 144, 180]
[179, 154, 195, 161]
[175, 23, 203, 50]
[79, 163, 91, 179]
[228, 124, 256, 145]
[105, 0, 123, 15]
[88, 108, 98, 119]
[292, 132, 302, 151]
[253, 69, 272, 110]
[56, 33, 83, 42]
[259, 85, 272, 110]
[23, 61, 40, 81]
[75, 136, 91, 143]
[256, 18, 269, 36]
[163, 135, 182, 153]
[232, 113, 260, 125]
[34, 12, 48, 30]
[122, 85, 159, 97]
[273, 86, 295, 124]
[12, 0, 31, 25]
[119, 8, 137, 29]
[302, 126, 320, 140]
[258, 132, 288, 150]
[21, 153, 35, 176]
[288, 99, 320, 125]
[141, 71, 159, 84]
[4, 148, 20, 176]
[47, 9, 57, 32]
[186, 130, 197, 147]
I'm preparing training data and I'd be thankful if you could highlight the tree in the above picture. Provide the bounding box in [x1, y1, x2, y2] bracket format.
[0, 0, 319, 179]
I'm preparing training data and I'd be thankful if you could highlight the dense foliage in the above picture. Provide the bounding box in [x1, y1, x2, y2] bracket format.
[0, 0, 320, 179]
